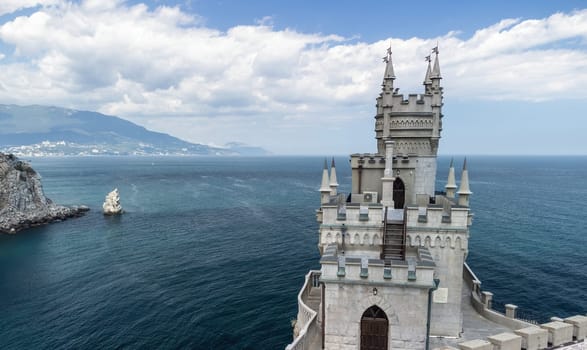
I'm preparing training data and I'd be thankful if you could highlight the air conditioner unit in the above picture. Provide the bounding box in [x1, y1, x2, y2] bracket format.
[363, 191, 378, 203]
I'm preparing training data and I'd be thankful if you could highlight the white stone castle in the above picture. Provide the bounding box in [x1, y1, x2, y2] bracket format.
[286, 48, 587, 350]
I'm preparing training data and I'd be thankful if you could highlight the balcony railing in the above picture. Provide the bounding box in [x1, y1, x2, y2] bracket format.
[285, 270, 321, 350]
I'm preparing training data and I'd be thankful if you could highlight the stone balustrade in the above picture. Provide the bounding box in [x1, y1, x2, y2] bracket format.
[455, 263, 587, 350]
[435, 318, 587, 350]
[487, 332, 522, 350]
[565, 316, 587, 341]
[542, 321, 574, 347]
[285, 270, 321, 350]
[515, 326, 548, 350]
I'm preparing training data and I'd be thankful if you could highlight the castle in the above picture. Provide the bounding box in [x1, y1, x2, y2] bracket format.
[286, 48, 587, 350]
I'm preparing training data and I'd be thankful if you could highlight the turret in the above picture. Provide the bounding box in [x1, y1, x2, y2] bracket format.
[457, 158, 472, 207]
[431, 47, 441, 82]
[430, 46, 443, 151]
[320, 158, 331, 204]
[423, 56, 432, 94]
[382, 46, 395, 94]
[380, 46, 396, 110]
[445, 158, 457, 198]
[377, 46, 395, 154]
[329, 158, 339, 195]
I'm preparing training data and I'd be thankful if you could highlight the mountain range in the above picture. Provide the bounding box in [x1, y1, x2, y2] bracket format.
[0, 105, 269, 156]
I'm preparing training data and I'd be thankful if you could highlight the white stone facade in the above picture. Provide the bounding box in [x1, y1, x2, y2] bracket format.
[288, 49, 475, 350]
[323, 283, 429, 349]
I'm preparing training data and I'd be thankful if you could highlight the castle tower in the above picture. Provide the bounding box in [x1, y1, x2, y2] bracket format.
[288, 47, 473, 350]
[352, 46, 443, 210]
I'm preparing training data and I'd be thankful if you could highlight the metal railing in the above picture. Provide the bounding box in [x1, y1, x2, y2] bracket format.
[463, 263, 541, 325]
[491, 298, 542, 325]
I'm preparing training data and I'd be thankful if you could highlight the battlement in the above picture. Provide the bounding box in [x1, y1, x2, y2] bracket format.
[320, 243, 435, 287]
[406, 196, 472, 229]
[388, 93, 434, 112]
[317, 203, 384, 258]
[318, 202, 384, 226]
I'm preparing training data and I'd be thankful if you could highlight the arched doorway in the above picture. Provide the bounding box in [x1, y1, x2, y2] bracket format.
[360, 305, 388, 350]
[393, 177, 405, 209]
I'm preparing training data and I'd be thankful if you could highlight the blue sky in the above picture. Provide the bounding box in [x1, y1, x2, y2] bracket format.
[0, 0, 586, 155]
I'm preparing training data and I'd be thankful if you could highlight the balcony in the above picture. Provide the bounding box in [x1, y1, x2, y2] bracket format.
[285, 270, 322, 350]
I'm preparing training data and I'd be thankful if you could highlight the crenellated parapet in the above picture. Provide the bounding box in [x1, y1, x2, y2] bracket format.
[318, 203, 385, 257]
[390, 94, 434, 110]
[320, 243, 436, 286]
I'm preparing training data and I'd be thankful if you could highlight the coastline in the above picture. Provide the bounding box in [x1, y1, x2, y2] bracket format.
[0, 152, 89, 234]
[0, 205, 89, 234]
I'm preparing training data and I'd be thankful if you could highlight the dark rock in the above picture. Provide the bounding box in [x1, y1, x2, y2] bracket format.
[0, 152, 89, 234]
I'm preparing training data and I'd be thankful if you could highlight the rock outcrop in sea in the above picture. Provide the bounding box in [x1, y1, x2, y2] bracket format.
[102, 188, 123, 215]
[0, 153, 88, 234]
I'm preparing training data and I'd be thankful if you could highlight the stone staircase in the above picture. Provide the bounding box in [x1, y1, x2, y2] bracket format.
[383, 223, 405, 260]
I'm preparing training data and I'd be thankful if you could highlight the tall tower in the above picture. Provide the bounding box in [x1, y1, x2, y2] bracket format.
[288, 46, 473, 350]
[356, 48, 443, 209]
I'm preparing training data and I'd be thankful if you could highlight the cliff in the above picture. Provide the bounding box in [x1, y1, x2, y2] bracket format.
[0, 153, 88, 233]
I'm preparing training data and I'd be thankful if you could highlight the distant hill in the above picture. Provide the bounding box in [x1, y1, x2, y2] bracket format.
[0, 105, 268, 156]
[222, 142, 271, 156]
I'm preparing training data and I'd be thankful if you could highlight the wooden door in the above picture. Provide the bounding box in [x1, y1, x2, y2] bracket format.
[360, 306, 388, 350]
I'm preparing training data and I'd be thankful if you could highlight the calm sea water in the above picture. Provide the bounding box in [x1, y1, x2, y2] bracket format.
[0, 156, 585, 349]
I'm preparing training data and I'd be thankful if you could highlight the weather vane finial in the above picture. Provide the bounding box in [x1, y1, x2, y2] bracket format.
[383, 41, 392, 63]
[432, 42, 439, 54]
[425, 55, 431, 62]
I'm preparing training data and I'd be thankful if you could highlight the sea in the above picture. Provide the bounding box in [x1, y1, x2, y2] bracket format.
[0, 156, 586, 349]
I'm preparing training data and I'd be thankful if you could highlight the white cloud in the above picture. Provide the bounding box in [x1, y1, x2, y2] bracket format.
[0, 2, 586, 153]
[0, 0, 61, 16]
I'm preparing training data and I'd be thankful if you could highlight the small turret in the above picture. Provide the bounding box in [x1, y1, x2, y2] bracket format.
[457, 158, 472, 207]
[381, 46, 395, 94]
[423, 56, 432, 94]
[431, 47, 441, 80]
[445, 158, 457, 199]
[329, 158, 339, 196]
[320, 158, 331, 204]
[430, 46, 443, 146]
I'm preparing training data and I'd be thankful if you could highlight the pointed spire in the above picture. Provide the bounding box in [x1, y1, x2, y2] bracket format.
[458, 158, 472, 207]
[383, 49, 396, 80]
[431, 45, 441, 79]
[423, 58, 432, 85]
[320, 158, 331, 204]
[445, 157, 457, 198]
[329, 157, 339, 195]
[381, 44, 395, 94]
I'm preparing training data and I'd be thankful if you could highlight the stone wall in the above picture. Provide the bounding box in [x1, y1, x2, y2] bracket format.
[406, 205, 471, 337]
[323, 282, 429, 350]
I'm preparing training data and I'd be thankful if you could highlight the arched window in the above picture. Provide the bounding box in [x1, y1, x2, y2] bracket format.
[393, 177, 405, 209]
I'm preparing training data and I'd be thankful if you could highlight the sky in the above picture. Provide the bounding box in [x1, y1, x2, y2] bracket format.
[0, 0, 586, 155]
